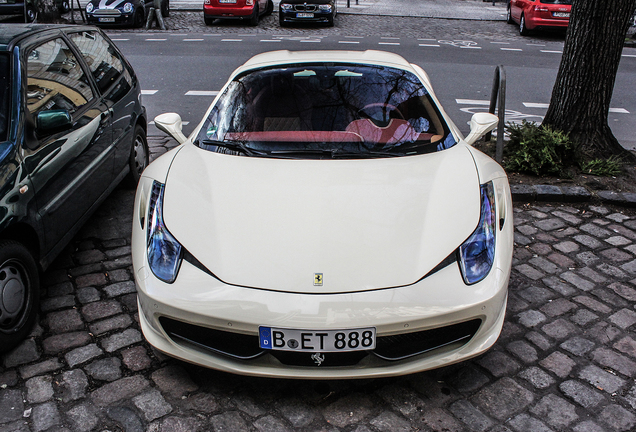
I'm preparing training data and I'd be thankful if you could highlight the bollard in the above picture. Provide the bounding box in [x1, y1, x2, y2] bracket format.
[485, 65, 506, 163]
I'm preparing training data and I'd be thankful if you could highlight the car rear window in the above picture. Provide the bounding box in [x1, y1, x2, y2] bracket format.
[196, 63, 456, 158]
[0, 54, 9, 142]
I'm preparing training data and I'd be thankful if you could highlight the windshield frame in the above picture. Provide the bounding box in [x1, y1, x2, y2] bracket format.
[0, 52, 11, 144]
[193, 62, 460, 159]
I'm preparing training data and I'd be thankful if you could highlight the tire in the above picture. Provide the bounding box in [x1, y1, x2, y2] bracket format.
[265, 0, 273, 15]
[249, 4, 259, 26]
[519, 14, 530, 36]
[506, 6, 513, 24]
[279, 13, 285, 27]
[162, 0, 169, 17]
[0, 241, 39, 354]
[327, 13, 334, 27]
[25, 5, 36, 22]
[204, 15, 214, 25]
[124, 125, 149, 188]
[58, 0, 70, 13]
[134, 8, 145, 28]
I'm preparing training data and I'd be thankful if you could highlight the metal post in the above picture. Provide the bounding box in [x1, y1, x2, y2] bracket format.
[347, 0, 350, 7]
[486, 65, 506, 163]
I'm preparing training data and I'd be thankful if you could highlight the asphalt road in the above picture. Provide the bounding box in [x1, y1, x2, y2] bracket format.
[2, 12, 636, 432]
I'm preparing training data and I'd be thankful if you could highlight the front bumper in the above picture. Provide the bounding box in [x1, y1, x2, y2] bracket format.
[86, 11, 135, 25]
[135, 253, 509, 379]
[279, 9, 333, 24]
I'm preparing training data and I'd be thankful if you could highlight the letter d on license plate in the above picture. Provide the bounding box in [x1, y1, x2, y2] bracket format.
[259, 326, 376, 352]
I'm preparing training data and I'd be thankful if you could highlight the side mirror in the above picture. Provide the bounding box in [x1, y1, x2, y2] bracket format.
[154, 113, 188, 144]
[36, 109, 72, 136]
[464, 112, 498, 146]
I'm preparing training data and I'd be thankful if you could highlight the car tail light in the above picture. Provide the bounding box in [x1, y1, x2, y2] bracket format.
[246, 0, 254, 5]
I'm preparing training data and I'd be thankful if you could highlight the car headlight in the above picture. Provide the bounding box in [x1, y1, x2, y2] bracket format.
[280, 3, 292, 11]
[85, 3, 94, 13]
[319, 4, 332, 11]
[123, 2, 133, 12]
[458, 182, 496, 285]
[147, 181, 183, 283]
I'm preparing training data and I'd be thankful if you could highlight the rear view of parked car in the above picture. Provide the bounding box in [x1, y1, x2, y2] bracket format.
[0, 25, 148, 353]
[279, 0, 336, 27]
[203, 0, 273, 26]
[507, 0, 571, 35]
[0, 0, 70, 23]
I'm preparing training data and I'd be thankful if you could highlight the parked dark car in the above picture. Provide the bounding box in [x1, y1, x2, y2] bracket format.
[0, 0, 70, 23]
[0, 24, 148, 353]
[86, 0, 169, 28]
[279, 0, 336, 27]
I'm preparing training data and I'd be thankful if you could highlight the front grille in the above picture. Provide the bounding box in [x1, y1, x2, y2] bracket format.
[159, 317, 482, 366]
[93, 9, 122, 16]
[294, 4, 317, 11]
[374, 319, 482, 361]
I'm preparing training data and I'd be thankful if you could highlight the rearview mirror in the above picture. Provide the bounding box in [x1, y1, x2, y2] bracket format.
[154, 113, 188, 144]
[36, 109, 72, 136]
[464, 112, 498, 146]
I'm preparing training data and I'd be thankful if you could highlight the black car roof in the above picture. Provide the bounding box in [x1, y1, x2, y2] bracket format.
[0, 24, 99, 50]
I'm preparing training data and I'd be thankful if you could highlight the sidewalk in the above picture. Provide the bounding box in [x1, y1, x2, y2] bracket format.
[170, 0, 508, 21]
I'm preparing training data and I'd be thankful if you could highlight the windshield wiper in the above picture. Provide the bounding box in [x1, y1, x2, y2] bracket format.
[268, 149, 400, 159]
[197, 139, 262, 156]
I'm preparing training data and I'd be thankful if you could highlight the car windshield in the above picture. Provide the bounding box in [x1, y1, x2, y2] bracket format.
[0, 54, 9, 142]
[195, 63, 456, 158]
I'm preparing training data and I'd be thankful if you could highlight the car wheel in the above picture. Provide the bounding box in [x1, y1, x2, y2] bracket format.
[134, 8, 145, 28]
[519, 14, 530, 35]
[124, 125, 149, 188]
[279, 13, 286, 27]
[58, 0, 70, 13]
[25, 4, 36, 22]
[0, 241, 39, 354]
[162, 0, 169, 17]
[204, 15, 214, 25]
[506, 6, 513, 24]
[327, 12, 334, 27]
[249, 4, 259, 26]
[266, 0, 273, 15]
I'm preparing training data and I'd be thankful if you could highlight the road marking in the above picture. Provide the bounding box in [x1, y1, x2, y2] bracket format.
[183, 39, 204, 42]
[461, 46, 482, 49]
[345, 36, 364, 39]
[379, 42, 400, 46]
[501, 48, 522, 51]
[523, 102, 629, 113]
[491, 42, 510, 45]
[381, 37, 400, 40]
[339, 41, 360, 44]
[221, 39, 243, 42]
[418, 38, 436, 41]
[260, 40, 282, 43]
[185, 91, 220, 96]
[146, 39, 167, 41]
[110, 38, 130, 41]
[419, 44, 440, 47]
[526, 43, 546, 46]
[300, 40, 321, 43]
[141, 90, 158, 95]
[541, 50, 563, 54]
[622, 54, 636, 58]
[456, 99, 490, 106]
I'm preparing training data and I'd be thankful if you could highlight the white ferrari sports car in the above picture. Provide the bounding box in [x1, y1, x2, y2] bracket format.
[132, 50, 513, 379]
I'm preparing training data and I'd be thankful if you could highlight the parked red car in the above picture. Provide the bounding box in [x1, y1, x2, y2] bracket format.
[203, 0, 273, 25]
[507, 0, 571, 35]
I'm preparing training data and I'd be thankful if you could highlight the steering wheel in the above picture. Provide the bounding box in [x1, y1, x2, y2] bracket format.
[357, 103, 405, 126]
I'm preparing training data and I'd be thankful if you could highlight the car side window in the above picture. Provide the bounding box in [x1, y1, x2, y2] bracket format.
[69, 31, 131, 98]
[26, 38, 95, 117]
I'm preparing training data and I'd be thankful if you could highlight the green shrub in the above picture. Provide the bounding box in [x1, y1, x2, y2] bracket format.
[581, 156, 622, 177]
[504, 120, 575, 175]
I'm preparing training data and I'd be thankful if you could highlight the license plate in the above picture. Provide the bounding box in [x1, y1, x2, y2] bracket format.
[259, 326, 376, 352]
[99, 17, 115, 22]
[552, 12, 570, 17]
[219, 0, 236, 3]
[296, 12, 314, 18]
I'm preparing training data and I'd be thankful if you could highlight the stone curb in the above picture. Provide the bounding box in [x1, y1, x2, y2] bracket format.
[511, 184, 636, 207]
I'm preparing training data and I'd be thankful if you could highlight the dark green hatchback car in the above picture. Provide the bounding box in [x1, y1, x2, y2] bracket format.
[0, 25, 148, 352]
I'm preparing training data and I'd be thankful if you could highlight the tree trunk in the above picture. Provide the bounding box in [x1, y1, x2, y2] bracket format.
[542, 0, 636, 160]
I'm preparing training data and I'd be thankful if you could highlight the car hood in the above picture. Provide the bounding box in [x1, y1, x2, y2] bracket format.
[163, 144, 481, 294]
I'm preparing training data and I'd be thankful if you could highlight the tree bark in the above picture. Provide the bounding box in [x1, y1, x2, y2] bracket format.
[542, 0, 636, 160]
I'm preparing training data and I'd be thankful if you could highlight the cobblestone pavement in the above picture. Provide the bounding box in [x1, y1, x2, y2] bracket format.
[3, 124, 636, 432]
